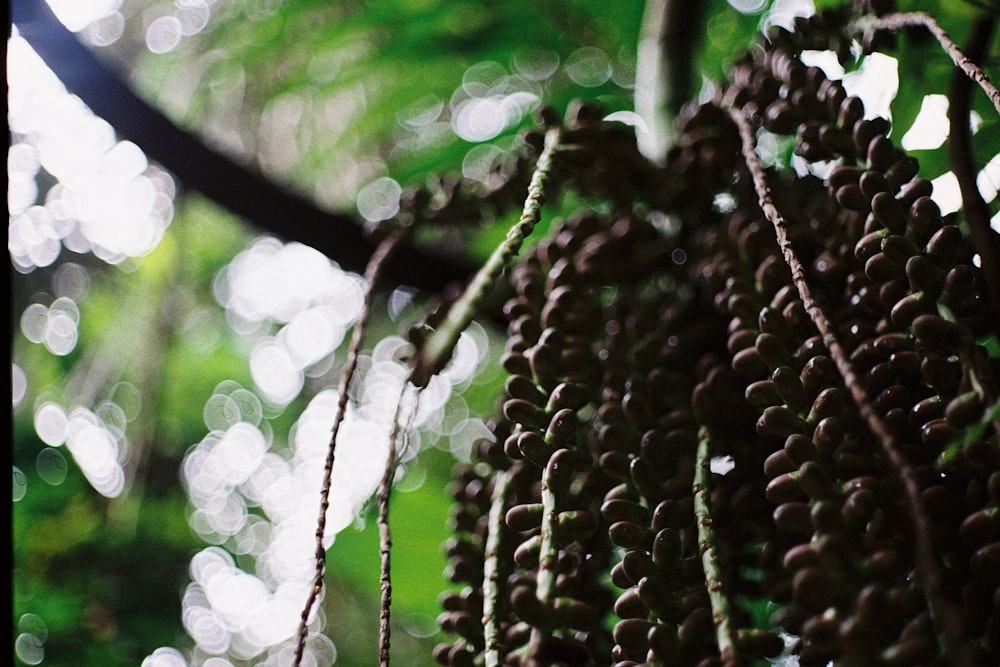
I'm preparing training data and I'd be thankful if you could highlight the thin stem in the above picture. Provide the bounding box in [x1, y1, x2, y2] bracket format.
[526, 455, 561, 660]
[482, 469, 512, 667]
[729, 106, 970, 667]
[853, 12, 1000, 115]
[293, 227, 410, 667]
[694, 427, 738, 667]
[535, 459, 560, 607]
[376, 382, 419, 667]
[409, 127, 562, 387]
[948, 16, 1000, 320]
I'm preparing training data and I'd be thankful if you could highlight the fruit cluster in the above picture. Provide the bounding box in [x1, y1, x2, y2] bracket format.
[423, 5, 999, 667]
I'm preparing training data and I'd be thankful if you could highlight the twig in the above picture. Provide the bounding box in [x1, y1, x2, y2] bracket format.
[376, 382, 421, 667]
[728, 106, 971, 667]
[482, 469, 512, 667]
[852, 12, 1000, 115]
[948, 16, 1000, 321]
[535, 456, 560, 608]
[526, 452, 561, 660]
[409, 127, 562, 387]
[293, 227, 410, 667]
[694, 427, 738, 667]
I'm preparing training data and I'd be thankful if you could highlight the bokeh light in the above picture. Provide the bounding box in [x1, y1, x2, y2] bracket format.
[14, 613, 48, 665]
[153, 228, 498, 663]
[8, 34, 177, 271]
[564, 47, 613, 88]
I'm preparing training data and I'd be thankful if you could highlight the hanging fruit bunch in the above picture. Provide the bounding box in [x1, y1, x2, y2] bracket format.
[296, 2, 1000, 666]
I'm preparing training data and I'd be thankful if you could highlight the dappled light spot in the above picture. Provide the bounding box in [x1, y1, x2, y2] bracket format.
[216, 238, 359, 327]
[511, 48, 560, 82]
[204, 393, 242, 432]
[800, 49, 845, 80]
[843, 53, 898, 121]
[564, 47, 612, 88]
[14, 633, 44, 665]
[462, 144, 508, 188]
[146, 16, 184, 54]
[176, 0, 212, 37]
[141, 646, 188, 667]
[13, 467, 28, 502]
[79, 10, 126, 47]
[279, 306, 347, 371]
[448, 60, 541, 143]
[728, 0, 767, 13]
[36, 447, 69, 486]
[763, 0, 815, 31]
[64, 406, 126, 497]
[7, 37, 176, 270]
[932, 171, 962, 215]
[14, 613, 47, 664]
[301, 633, 338, 667]
[53, 261, 91, 301]
[976, 153, 1000, 204]
[34, 401, 68, 446]
[44, 0, 119, 33]
[452, 97, 508, 142]
[711, 455, 736, 476]
[43, 296, 81, 356]
[177, 226, 494, 659]
[396, 94, 444, 129]
[183, 605, 231, 654]
[604, 110, 648, 134]
[463, 61, 509, 98]
[356, 176, 402, 222]
[251, 338, 304, 406]
[20, 304, 49, 344]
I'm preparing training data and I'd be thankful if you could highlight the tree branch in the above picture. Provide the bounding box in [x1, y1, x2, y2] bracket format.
[635, 0, 704, 163]
[854, 12, 1000, 115]
[11, 0, 473, 292]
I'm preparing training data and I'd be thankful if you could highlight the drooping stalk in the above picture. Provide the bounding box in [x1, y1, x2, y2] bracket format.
[293, 227, 410, 667]
[376, 382, 421, 667]
[852, 12, 1000, 115]
[525, 452, 562, 660]
[409, 127, 562, 387]
[694, 427, 738, 667]
[482, 469, 512, 667]
[534, 457, 561, 607]
[729, 106, 969, 667]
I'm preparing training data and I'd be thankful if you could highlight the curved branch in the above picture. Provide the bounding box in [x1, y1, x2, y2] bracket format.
[10, 0, 473, 292]
[853, 12, 1000, 115]
[728, 106, 971, 667]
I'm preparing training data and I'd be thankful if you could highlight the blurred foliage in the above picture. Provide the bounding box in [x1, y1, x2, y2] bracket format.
[11, 0, 1000, 666]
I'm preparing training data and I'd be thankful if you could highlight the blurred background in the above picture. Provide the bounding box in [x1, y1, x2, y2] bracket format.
[9, 1, 999, 666]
